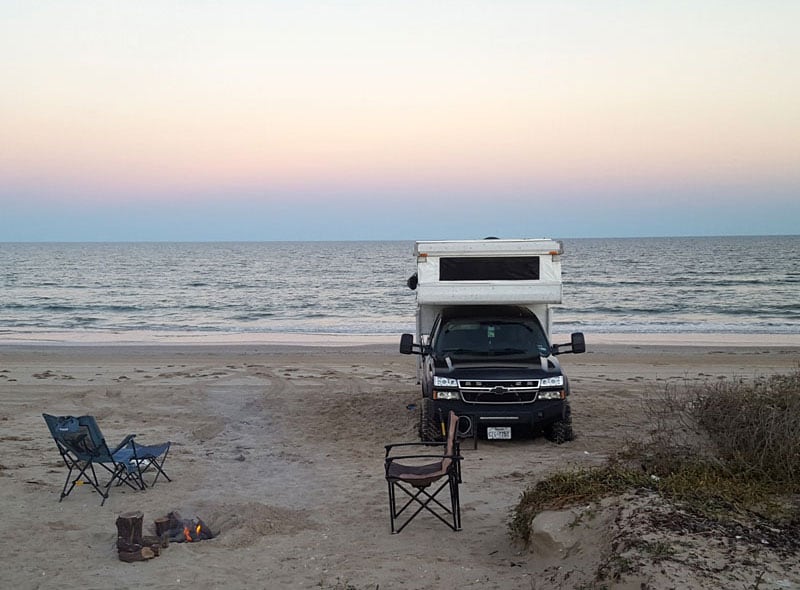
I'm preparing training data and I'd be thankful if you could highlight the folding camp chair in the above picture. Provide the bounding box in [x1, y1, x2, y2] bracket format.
[42, 414, 171, 506]
[385, 410, 463, 533]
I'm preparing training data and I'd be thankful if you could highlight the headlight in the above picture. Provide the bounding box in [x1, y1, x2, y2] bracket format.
[539, 376, 564, 387]
[434, 390, 460, 400]
[433, 376, 459, 388]
[538, 390, 564, 400]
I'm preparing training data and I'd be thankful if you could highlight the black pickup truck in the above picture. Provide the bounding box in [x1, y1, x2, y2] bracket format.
[401, 305, 585, 443]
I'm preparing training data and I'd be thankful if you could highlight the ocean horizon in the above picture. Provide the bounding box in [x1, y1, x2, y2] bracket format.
[1, 236, 798, 344]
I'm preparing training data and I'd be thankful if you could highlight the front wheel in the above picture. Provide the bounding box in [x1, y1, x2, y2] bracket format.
[545, 404, 574, 444]
[546, 418, 575, 444]
[419, 398, 444, 442]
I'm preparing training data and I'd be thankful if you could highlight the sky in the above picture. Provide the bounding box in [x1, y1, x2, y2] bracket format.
[2, 1, 799, 241]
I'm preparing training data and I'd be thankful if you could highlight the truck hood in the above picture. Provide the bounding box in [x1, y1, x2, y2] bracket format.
[433, 356, 562, 378]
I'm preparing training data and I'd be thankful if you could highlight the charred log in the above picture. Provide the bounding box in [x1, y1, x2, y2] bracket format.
[156, 511, 215, 542]
[154, 516, 171, 537]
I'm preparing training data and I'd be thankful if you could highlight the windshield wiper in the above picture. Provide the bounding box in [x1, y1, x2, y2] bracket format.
[439, 348, 477, 355]
[491, 348, 528, 355]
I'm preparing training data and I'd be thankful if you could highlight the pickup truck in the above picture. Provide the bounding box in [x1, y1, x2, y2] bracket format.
[400, 238, 585, 443]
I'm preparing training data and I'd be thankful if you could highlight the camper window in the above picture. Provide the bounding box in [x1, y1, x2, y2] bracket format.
[439, 256, 540, 281]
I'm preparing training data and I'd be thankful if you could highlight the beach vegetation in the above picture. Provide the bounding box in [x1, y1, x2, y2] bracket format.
[510, 369, 800, 546]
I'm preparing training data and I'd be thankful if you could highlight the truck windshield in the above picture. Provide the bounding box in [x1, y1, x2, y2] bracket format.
[434, 319, 550, 359]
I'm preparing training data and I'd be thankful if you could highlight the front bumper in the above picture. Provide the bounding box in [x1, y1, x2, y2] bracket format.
[428, 398, 568, 436]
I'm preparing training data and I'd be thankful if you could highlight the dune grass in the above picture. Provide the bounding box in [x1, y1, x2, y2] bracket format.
[510, 369, 800, 545]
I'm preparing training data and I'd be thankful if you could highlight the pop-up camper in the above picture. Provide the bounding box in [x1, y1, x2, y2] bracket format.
[400, 238, 585, 443]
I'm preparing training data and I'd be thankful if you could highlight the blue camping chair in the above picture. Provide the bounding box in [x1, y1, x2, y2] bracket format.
[43, 414, 171, 506]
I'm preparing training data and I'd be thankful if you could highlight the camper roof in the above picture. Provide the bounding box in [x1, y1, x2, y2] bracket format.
[414, 238, 562, 257]
[413, 238, 563, 306]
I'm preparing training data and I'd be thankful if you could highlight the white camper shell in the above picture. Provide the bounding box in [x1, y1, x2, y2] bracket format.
[412, 238, 564, 344]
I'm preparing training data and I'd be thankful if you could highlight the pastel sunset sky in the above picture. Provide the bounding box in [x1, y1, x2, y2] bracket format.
[2, 1, 798, 241]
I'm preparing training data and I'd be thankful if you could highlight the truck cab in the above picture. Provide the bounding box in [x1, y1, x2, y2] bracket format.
[399, 239, 585, 443]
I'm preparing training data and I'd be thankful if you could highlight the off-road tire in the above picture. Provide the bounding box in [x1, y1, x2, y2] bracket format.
[419, 398, 444, 442]
[546, 417, 575, 444]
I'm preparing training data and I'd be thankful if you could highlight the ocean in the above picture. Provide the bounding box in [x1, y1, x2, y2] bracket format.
[1, 236, 798, 340]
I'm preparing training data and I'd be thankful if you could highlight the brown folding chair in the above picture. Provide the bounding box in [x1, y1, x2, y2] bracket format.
[385, 411, 463, 533]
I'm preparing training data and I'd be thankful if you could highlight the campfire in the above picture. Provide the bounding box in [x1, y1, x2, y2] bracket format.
[116, 510, 215, 562]
[156, 511, 215, 543]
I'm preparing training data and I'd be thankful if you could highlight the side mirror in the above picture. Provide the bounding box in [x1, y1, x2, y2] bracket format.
[571, 332, 586, 354]
[551, 332, 586, 355]
[399, 333, 415, 354]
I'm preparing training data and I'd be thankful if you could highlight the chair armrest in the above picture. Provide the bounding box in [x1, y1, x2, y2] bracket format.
[385, 452, 462, 464]
[111, 434, 137, 455]
[385, 441, 445, 456]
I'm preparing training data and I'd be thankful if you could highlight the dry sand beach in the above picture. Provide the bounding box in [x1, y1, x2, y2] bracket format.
[1, 336, 799, 589]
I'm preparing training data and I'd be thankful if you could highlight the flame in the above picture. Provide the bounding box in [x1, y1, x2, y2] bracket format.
[180, 522, 203, 542]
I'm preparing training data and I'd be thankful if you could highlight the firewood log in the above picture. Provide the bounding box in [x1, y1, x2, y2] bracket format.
[142, 535, 162, 556]
[118, 547, 155, 562]
[116, 540, 142, 553]
[154, 517, 171, 537]
[116, 511, 144, 548]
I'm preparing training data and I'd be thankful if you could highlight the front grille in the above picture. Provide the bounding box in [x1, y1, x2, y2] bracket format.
[459, 379, 539, 404]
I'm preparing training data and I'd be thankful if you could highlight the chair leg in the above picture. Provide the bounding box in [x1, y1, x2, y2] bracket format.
[388, 479, 461, 533]
[130, 445, 171, 489]
[143, 448, 171, 487]
[449, 474, 461, 531]
[59, 463, 78, 501]
[88, 463, 142, 505]
[76, 463, 111, 506]
[53, 445, 146, 505]
[389, 481, 433, 534]
[388, 480, 432, 534]
[133, 465, 147, 491]
[99, 461, 141, 491]
[388, 480, 398, 534]
[56, 449, 87, 501]
[61, 460, 99, 501]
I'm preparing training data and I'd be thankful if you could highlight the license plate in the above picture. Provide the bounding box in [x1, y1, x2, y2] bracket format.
[487, 426, 512, 440]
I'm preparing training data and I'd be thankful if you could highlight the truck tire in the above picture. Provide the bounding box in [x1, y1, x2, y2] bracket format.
[546, 418, 575, 444]
[547, 418, 575, 445]
[545, 402, 574, 443]
[419, 398, 444, 442]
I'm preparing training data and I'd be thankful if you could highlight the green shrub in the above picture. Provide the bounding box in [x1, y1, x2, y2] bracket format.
[693, 371, 800, 485]
[509, 369, 800, 545]
[509, 463, 649, 543]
